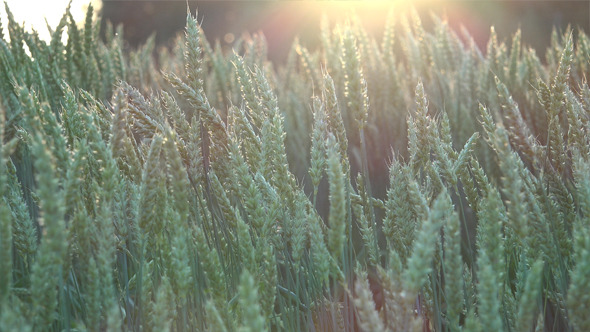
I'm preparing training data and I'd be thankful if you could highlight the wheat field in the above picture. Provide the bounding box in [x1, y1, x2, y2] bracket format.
[0, 3, 589, 332]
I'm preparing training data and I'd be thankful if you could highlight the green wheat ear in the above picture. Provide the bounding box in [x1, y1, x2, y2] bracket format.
[402, 190, 447, 301]
[444, 208, 464, 331]
[0, 107, 12, 308]
[137, 134, 167, 241]
[326, 133, 346, 261]
[352, 268, 386, 331]
[30, 137, 66, 330]
[309, 96, 327, 202]
[184, 9, 205, 93]
[567, 217, 590, 331]
[516, 260, 544, 331]
[238, 269, 267, 332]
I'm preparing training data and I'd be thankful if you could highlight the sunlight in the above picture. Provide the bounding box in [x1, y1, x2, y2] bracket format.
[1, 0, 102, 41]
[297, 0, 415, 29]
[274, 0, 442, 44]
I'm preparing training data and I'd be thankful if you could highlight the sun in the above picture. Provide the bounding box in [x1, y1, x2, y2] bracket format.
[281, 0, 433, 42]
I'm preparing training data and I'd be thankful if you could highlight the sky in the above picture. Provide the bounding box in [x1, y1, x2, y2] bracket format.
[1, 0, 102, 41]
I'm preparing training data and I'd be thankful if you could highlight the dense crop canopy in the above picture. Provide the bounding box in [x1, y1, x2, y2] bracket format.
[0, 3, 589, 331]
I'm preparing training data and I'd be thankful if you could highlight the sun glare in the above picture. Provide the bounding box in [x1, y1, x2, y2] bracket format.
[299, 0, 416, 26]
[1, 0, 102, 41]
[284, 0, 437, 42]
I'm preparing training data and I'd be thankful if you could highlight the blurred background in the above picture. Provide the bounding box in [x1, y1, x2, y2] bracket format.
[99, 0, 590, 62]
[1, 0, 589, 62]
